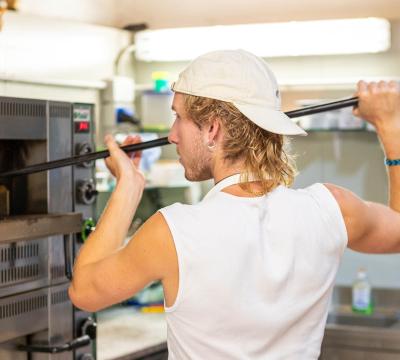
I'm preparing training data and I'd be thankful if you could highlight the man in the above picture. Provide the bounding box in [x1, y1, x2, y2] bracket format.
[69, 50, 400, 359]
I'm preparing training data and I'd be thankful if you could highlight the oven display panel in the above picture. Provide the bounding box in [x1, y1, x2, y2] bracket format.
[73, 107, 91, 134]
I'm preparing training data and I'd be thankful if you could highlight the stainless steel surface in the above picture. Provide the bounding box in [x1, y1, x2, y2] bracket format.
[0, 213, 82, 243]
[30, 283, 73, 360]
[0, 237, 48, 298]
[327, 305, 400, 328]
[0, 97, 97, 360]
[330, 285, 400, 309]
[320, 286, 400, 360]
[48, 101, 74, 214]
[0, 98, 47, 140]
[72, 103, 97, 360]
[0, 287, 48, 343]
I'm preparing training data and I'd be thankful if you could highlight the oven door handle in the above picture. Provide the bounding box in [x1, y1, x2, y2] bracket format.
[17, 334, 91, 353]
[63, 234, 73, 280]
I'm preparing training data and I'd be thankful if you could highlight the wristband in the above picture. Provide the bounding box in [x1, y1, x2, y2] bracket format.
[385, 158, 400, 166]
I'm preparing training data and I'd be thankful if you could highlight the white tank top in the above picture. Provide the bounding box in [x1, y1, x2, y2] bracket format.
[159, 175, 347, 360]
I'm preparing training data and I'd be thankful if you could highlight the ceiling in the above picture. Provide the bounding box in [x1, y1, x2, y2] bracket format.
[16, 0, 400, 29]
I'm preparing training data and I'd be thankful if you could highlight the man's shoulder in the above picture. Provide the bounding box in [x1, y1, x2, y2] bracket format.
[322, 183, 357, 215]
[279, 183, 328, 202]
[138, 211, 172, 240]
[159, 201, 199, 218]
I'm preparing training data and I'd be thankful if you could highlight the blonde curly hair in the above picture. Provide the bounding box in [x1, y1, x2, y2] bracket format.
[182, 94, 297, 195]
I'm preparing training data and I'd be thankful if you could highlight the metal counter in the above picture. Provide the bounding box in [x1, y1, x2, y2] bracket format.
[320, 286, 400, 359]
[97, 307, 167, 360]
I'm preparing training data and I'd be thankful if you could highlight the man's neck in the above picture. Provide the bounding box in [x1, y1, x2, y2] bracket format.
[210, 158, 273, 197]
[212, 163, 244, 185]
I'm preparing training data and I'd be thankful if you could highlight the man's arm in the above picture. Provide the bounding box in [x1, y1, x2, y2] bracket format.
[68, 212, 176, 312]
[325, 80, 400, 253]
[324, 183, 400, 253]
[68, 135, 177, 312]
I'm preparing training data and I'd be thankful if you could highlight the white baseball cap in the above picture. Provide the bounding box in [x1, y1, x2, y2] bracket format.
[171, 49, 307, 136]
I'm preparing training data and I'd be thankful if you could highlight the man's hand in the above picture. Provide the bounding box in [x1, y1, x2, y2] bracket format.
[104, 135, 145, 186]
[353, 81, 400, 151]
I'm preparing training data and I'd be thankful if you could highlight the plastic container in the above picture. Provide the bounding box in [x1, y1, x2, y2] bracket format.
[140, 90, 174, 131]
[352, 268, 374, 315]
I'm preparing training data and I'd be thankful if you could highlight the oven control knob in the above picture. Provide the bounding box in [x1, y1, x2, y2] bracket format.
[79, 354, 94, 360]
[76, 180, 98, 205]
[80, 317, 97, 340]
[76, 142, 93, 168]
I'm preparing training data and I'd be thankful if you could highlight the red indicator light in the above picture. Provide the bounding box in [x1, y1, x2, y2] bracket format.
[79, 122, 89, 131]
[75, 121, 90, 133]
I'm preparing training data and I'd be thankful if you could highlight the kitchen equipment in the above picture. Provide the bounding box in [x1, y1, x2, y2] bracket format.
[0, 96, 97, 360]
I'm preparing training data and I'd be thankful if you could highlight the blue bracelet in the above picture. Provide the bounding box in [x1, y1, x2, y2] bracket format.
[385, 158, 400, 166]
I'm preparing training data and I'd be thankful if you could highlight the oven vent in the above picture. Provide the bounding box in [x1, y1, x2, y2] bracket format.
[0, 294, 47, 319]
[51, 289, 69, 305]
[50, 265, 65, 279]
[0, 243, 39, 262]
[49, 104, 71, 118]
[0, 264, 40, 285]
[0, 100, 46, 118]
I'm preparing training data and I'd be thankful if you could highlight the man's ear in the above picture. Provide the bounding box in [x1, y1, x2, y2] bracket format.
[207, 117, 221, 143]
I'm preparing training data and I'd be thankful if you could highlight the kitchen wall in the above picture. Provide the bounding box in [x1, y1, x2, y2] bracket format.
[133, 20, 400, 89]
[292, 131, 400, 289]
[133, 20, 400, 289]
[0, 11, 133, 143]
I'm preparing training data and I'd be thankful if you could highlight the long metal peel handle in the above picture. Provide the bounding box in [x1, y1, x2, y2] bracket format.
[0, 137, 170, 178]
[0, 97, 359, 178]
[285, 97, 358, 118]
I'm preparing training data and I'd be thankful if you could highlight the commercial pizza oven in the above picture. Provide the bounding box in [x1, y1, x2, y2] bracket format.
[0, 96, 97, 360]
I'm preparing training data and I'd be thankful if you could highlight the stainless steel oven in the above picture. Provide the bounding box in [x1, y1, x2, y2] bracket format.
[0, 97, 97, 360]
